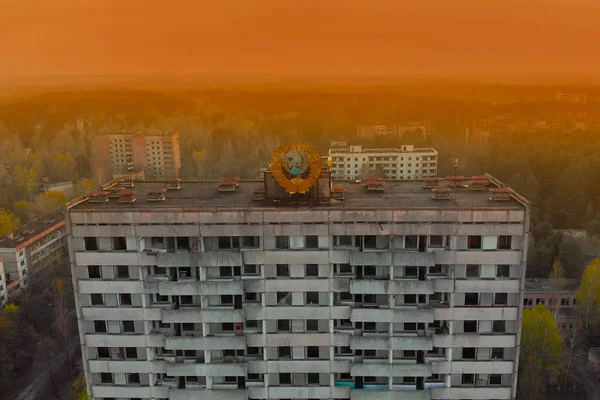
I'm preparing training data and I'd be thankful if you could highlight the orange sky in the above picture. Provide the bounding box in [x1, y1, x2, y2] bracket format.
[1, 0, 599, 78]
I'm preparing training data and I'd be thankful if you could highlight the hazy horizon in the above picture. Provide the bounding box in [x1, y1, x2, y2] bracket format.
[1, 0, 600, 84]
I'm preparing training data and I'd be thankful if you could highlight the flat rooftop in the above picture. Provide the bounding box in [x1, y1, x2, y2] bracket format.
[68, 175, 529, 213]
[329, 148, 437, 154]
[0, 209, 65, 249]
[525, 278, 580, 294]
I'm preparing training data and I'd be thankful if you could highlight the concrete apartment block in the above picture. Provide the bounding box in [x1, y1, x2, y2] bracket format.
[67, 173, 529, 400]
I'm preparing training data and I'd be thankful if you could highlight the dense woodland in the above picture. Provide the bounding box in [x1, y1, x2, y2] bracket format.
[0, 83, 599, 398]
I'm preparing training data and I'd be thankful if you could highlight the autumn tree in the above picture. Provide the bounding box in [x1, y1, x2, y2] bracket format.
[13, 200, 32, 223]
[549, 259, 565, 320]
[0, 209, 21, 236]
[74, 178, 96, 197]
[518, 304, 563, 400]
[14, 165, 39, 202]
[576, 258, 600, 337]
[34, 190, 67, 216]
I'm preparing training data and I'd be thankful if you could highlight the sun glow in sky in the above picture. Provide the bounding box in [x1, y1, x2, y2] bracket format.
[1, 0, 599, 78]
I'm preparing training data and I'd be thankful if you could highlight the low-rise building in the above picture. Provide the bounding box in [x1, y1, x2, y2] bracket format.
[0, 209, 67, 299]
[524, 278, 579, 331]
[328, 145, 438, 180]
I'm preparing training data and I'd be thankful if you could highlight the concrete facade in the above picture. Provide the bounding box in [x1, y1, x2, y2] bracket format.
[0, 209, 67, 300]
[0, 257, 7, 306]
[524, 278, 579, 332]
[93, 130, 181, 180]
[67, 177, 529, 400]
[328, 145, 438, 180]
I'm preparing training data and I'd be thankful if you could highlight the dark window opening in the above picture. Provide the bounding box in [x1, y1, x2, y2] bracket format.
[113, 237, 127, 251]
[467, 236, 482, 249]
[305, 236, 319, 249]
[88, 265, 101, 279]
[84, 237, 98, 251]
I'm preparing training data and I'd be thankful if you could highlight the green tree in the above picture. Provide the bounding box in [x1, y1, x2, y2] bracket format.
[0, 209, 21, 236]
[576, 258, 600, 337]
[518, 304, 563, 400]
[13, 200, 31, 223]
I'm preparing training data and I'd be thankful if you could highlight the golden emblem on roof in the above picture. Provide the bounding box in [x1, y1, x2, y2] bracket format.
[270, 142, 322, 194]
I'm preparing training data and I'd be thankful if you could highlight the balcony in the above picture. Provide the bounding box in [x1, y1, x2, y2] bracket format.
[161, 309, 243, 324]
[433, 307, 518, 321]
[158, 280, 243, 296]
[351, 362, 432, 377]
[166, 362, 245, 376]
[351, 307, 434, 324]
[165, 335, 245, 351]
[430, 386, 511, 399]
[432, 333, 516, 348]
[169, 388, 246, 400]
[392, 252, 435, 266]
[351, 390, 432, 400]
[351, 279, 434, 295]
[245, 305, 350, 320]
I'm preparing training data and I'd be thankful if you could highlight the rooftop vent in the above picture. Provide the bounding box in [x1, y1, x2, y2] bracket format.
[423, 177, 443, 188]
[218, 177, 240, 192]
[489, 187, 513, 201]
[469, 178, 490, 191]
[105, 186, 126, 198]
[364, 176, 387, 192]
[331, 186, 348, 200]
[432, 187, 452, 200]
[147, 188, 167, 202]
[164, 178, 181, 190]
[88, 191, 109, 203]
[118, 190, 137, 203]
[446, 176, 465, 188]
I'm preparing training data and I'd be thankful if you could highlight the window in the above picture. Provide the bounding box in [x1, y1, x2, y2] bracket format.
[495, 293, 508, 305]
[275, 236, 289, 249]
[405, 266, 418, 277]
[524, 298, 533, 306]
[461, 374, 475, 385]
[363, 235, 377, 249]
[243, 264, 258, 275]
[464, 320, 477, 333]
[222, 323, 234, 331]
[307, 346, 319, 358]
[113, 237, 127, 251]
[305, 236, 319, 249]
[247, 373, 262, 381]
[97, 347, 110, 359]
[153, 266, 167, 276]
[94, 320, 107, 333]
[561, 298, 571, 306]
[221, 295, 233, 305]
[120, 293, 132, 306]
[336, 235, 353, 246]
[429, 235, 444, 247]
[244, 292, 258, 302]
[116, 266, 130, 279]
[462, 347, 476, 359]
[489, 374, 502, 385]
[276, 264, 289, 277]
[364, 322, 376, 331]
[404, 294, 417, 304]
[466, 264, 480, 278]
[84, 237, 98, 251]
[128, 373, 140, 385]
[100, 373, 113, 384]
[465, 293, 479, 306]
[88, 266, 101, 279]
[497, 265, 510, 278]
[467, 235, 482, 249]
[279, 373, 291, 385]
[242, 236, 258, 248]
[91, 294, 104, 306]
[404, 322, 417, 331]
[336, 263, 352, 274]
[403, 350, 416, 358]
[125, 347, 137, 359]
[176, 237, 190, 250]
[363, 265, 376, 277]
[277, 292, 291, 305]
[123, 320, 135, 333]
[278, 346, 291, 359]
[218, 236, 231, 249]
[306, 264, 318, 277]
[306, 319, 319, 331]
[536, 298, 545, 305]
[220, 266, 233, 277]
[306, 292, 319, 305]
[405, 235, 418, 249]
[493, 320, 506, 333]
[491, 348, 504, 359]
[277, 320, 290, 332]
[498, 236, 512, 249]
[307, 373, 319, 384]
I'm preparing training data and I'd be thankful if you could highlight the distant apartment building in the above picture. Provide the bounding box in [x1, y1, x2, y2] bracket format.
[555, 91, 588, 104]
[524, 278, 579, 332]
[0, 257, 7, 307]
[93, 130, 181, 180]
[357, 124, 430, 139]
[329, 145, 438, 180]
[0, 209, 67, 299]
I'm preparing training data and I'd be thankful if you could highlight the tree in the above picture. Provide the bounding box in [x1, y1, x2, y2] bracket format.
[558, 237, 584, 279]
[14, 165, 38, 202]
[73, 375, 88, 400]
[13, 200, 32, 223]
[576, 258, 600, 337]
[33, 190, 67, 216]
[0, 209, 21, 236]
[518, 304, 563, 400]
[74, 178, 96, 197]
[53, 278, 74, 379]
